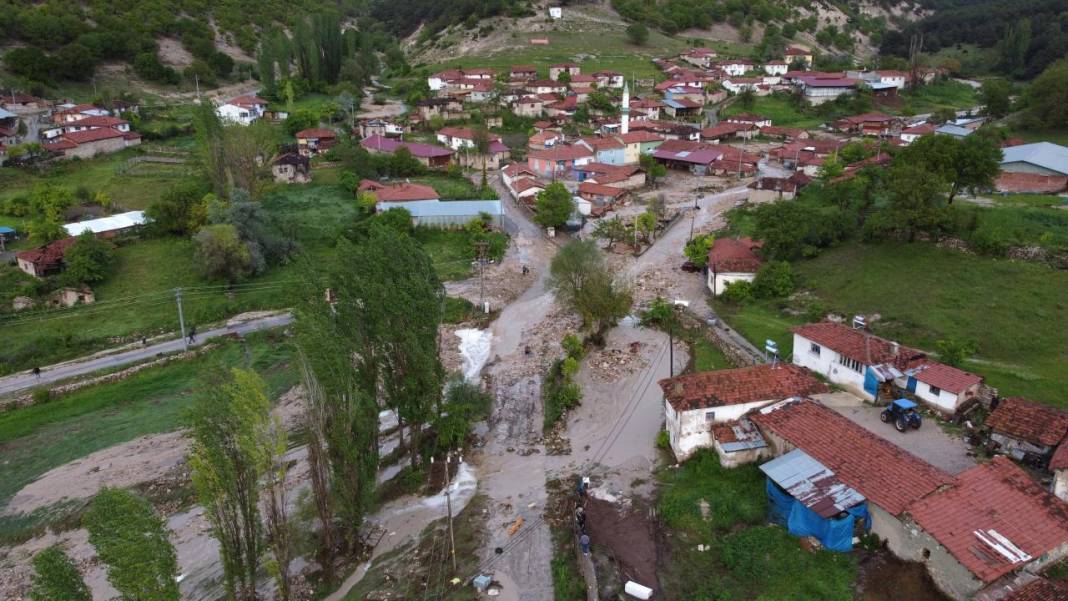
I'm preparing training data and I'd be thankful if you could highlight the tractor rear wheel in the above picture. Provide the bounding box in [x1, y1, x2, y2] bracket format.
[895, 417, 908, 432]
[911, 419, 921, 429]
[880, 410, 891, 423]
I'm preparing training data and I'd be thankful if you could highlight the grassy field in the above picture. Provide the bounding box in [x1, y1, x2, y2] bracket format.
[423, 27, 690, 82]
[723, 95, 826, 129]
[0, 333, 296, 542]
[717, 242, 1068, 405]
[657, 449, 857, 599]
[1013, 129, 1068, 148]
[899, 80, 980, 115]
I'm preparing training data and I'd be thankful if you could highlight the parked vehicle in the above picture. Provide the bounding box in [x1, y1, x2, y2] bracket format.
[880, 398, 922, 432]
[681, 261, 700, 273]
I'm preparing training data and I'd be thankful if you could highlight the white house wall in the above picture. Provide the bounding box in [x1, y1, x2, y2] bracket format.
[792, 333, 872, 400]
[666, 398, 777, 461]
[707, 270, 756, 296]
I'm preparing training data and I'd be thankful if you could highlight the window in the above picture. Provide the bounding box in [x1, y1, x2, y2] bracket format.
[810, 343, 821, 356]
[929, 385, 942, 397]
[838, 357, 863, 373]
[705, 411, 715, 422]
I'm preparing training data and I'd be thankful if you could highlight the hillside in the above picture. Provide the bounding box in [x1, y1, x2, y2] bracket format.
[404, 0, 928, 71]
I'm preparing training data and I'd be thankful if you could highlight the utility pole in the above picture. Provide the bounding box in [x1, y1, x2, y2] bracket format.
[474, 241, 489, 309]
[443, 452, 458, 573]
[175, 288, 188, 351]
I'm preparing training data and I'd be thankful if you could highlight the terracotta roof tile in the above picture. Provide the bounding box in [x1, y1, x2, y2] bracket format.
[986, 397, 1068, 447]
[792, 322, 924, 369]
[751, 399, 953, 516]
[708, 237, 762, 273]
[909, 457, 1068, 583]
[1051, 442, 1068, 471]
[373, 182, 439, 203]
[659, 364, 827, 412]
[577, 181, 627, 198]
[912, 362, 982, 394]
[1002, 579, 1068, 601]
[295, 128, 337, 139]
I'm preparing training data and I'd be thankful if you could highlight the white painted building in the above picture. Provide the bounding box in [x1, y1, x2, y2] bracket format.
[790, 322, 910, 401]
[548, 6, 562, 19]
[706, 237, 762, 296]
[764, 61, 788, 76]
[660, 364, 829, 462]
[216, 103, 257, 126]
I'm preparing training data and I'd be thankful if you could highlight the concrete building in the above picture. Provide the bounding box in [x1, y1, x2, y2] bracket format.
[294, 128, 338, 157]
[63, 211, 147, 238]
[902, 361, 983, 415]
[796, 74, 859, 105]
[659, 364, 828, 464]
[707, 237, 763, 296]
[272, 152, 310, 183]
[360, 135, 454, 169]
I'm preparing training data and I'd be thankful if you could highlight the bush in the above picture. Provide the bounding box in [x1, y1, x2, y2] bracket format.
[720, 280, 755, 305]
[656, 429, 670, 451]
[30, 546, 91, 601]
[561, 333, 584, 360]
[31, 387, 51, 405]
[752, 261, 795, 299]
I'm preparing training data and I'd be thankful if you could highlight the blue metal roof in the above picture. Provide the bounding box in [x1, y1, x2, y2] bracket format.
[0, 226, 15, 234]
[377, 199, 502, 217]
[760, 448, 865, 518]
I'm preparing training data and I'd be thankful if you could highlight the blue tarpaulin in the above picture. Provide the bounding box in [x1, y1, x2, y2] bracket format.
[765, 479, 870, 552]
[906, 376, 917, 393]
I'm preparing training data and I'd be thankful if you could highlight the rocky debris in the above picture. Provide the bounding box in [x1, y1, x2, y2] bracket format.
[587, 343, 648, 383]
[631, 267, 675, 305]
[543, 422, 572, 456]
[439, 324, 467, 376]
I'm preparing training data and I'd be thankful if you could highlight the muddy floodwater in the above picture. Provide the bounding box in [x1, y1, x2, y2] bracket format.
[856, 551, 950, 601]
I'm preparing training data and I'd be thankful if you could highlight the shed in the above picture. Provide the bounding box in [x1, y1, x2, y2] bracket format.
[985, 397, 1068, 464]
[63, 211, 147, 237]
[375, 199, 503, 228]
[760, 448, 870, 551]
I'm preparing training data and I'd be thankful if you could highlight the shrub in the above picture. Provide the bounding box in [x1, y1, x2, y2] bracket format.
[656, 429, 671, 451]
[31, 387, 51, 405]
[561, 333, 584, 360]
[720, 280, 755, 305]
[30, 546, 91, 601]
[753, 261, 795, 299]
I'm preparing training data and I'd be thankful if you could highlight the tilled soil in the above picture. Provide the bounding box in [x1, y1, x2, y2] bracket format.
[585, 496, 660, 592]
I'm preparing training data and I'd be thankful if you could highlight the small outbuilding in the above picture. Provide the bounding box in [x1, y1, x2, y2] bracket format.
[985, 397, 1068, 465]
[706, 237, 763, 296]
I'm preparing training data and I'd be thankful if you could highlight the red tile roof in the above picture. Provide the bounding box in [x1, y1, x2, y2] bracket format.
[1052, 441, 1068, 471]
[577, 181, 627, 198]
[295, 128, 337, 139]
[751, 399, 953, 516]
[708, 237, 762, 273]
[909, 457, 1068, 583]
[1002, 579, 1068, 601]
[62, 128, 128, 144]
[616, 131, 664, 144]
[373, 182, 439, 203]
[16, 237, 77, 270]
[659, 364, 828, 412]
[986, 397, 1068, 447]
[360, 135, 454, 159]
[912, 362, 982, 394]
[527, 144, 593, 162]
[64, 115, 128, 128]
[230, 94, 269, 107]
[513, 177, 544, 194]
[792, 322, 923, 369]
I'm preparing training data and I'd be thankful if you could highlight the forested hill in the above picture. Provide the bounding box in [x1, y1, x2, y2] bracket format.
[0, 0, 368, 86]
[881, 0, 1068, 78]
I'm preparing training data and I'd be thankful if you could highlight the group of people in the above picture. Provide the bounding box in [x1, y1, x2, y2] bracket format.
[576, 476, 591, 555]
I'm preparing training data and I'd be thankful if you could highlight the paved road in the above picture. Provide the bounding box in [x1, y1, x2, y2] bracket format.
[0, 313, 293, 396]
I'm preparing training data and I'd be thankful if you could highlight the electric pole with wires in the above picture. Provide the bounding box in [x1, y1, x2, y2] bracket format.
[175, 288, 188, 351]
[474, 241, 489, 310]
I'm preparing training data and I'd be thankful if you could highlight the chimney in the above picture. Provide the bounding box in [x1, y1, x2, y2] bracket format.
[673, 381, 684, 396]
[891, 341, 899, 357]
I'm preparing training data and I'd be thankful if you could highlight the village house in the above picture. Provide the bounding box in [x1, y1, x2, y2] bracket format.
[48, 286, 95, 308]
[900, 122, 936, 145]
[271, 152, 311, 183]
[903, 361, 983, 415]
[752, 398, 1068, 600]
[361, 135, 454, 169]
[721, 77, 763, 95]
[631, 120, 700, 141]
[833, 112, 901, 137]
[782, 47, 814, 69]
[1052, 445, 1068, 503]
[365, 179, 503, 228]
[527, 129, 562, 150]
[726, 113, 772, 128]
[43, 128, 142, 159]
[593, 70, 624, 89]
[52, 103, 110, 123]
[651, 139, 721, 174]
[357, 118, 407, 139]
[700, 122, 757, 144]
[747, 176, 801, 202]
[764, 61, 789, 76]
[527, 79, 569, 95]
[510, 65, 538, 81]
[1002, 579, 1068, 600]
[549, 63, 581, 81]
[717, 59, 756, 77]
[680, 47, 718, 69]
[527, 144, 593, 178]
[512, 95, 547, 118]
[795, 74, 859, 105]
[585, 164, 646, 190]
[576, 135, 626, 165]
[0, 107, 21, 146]
[216, 95, 269, 125]
[16, 237, 77, 277]
[614, 130, 664, 164]
[512, 177, 545, 203]
[759, 126, 809, 141]
[709, 145, 760, 177]
[576, 181, 627, 213]
[659, 364, 828, 464]
[427, 68, 492, 91]
[416, 97, 467, 122]
[630, 98, 663, 120]
[986, 397, 1068, 465]
[707, 237, 763, 296]
[294, 128, 337, 157]
[360, 179, 439, 204]
[545, 95, 579, 118]
[1000, 142, 1068, 178]
[2, 93, 49, 114]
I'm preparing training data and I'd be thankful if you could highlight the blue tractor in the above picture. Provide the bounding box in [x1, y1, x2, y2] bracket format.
[880, 399, 922, 433]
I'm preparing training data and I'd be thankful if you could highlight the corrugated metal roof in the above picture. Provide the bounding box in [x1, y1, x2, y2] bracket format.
[377, 199, 502, 217]
[63, 211, 147, 236]
[1001, 142, 1068, 176]
[0, 107, 16, 119]
[759, 448, 865, 518]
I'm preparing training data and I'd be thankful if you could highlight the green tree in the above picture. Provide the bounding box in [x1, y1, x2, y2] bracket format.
[1023, 58, 1068, 129]
[189, 368, 281, 601]
[875, 163, 952, 242]
[751, 200, 850, 259]
[30, 546, 91, 601]
[194, 223, 253, 283]
[388, 146, 424, 177]
[752, 261, 795, 299]
[639, 153, 667, 186]
[936, 338, 977, 368]
[592, 216, 630, 251]
[899, 134, 1001, 203]
[626, 23, 649, 46]
[534, 182, 575, 229]
[981, 79, 1012, 119]
[635, 210, 657, 243]
[63, 231, 113, 284]
[283, 109, 319, 136]
[83, 488, 179, 601]
[147, 181, 211, 235]
[684, 233, 715, 267]
[995, 18, 1031, 76]
[548, 240, 633, 335]
[737, 87, 756, 109]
